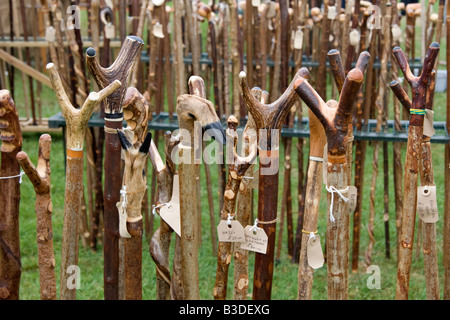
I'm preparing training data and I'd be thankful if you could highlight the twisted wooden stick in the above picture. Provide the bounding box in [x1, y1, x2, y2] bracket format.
[16, 134, 56, 300]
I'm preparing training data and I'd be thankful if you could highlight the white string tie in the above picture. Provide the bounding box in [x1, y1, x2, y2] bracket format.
[152, 203, 171, 215]
[326, 186, 349, 223]
[120, 185, 128, 208]
[309, 232, 316, 240]
[249, 219, 262, 232]
[0, 170, 25, 184]
[227, 213, 234, 226]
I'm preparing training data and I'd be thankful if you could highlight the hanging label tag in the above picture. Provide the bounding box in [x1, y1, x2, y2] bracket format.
[307, 235, 324, 269]
[105, 23, 115, 39]
[349, 29, 361, 46]
[217, 220, 245, 242]
[423, 109, 435, 137]
[160, 175, 181, 236]
[346, 186, 357, 214]
[327, 6, 337, 20]
[240, 226, 268, 254]
[45, 26, 56, 42]
[153, 22, 165, 38]
[252, 0, 261, 7]
[323, 144, 328, 185]
[117, 202, 132, 238]
[417, 185, 439, 223]
[294, 28, 304, 50]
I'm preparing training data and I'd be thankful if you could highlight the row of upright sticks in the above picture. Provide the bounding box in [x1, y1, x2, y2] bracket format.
[0, 0, 449, 300]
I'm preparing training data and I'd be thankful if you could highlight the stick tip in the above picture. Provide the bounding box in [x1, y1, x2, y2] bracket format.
[429, 41, 440, 49]
[239, 71, 247, 79]
[15, 151, 27, 161]
[392, 46, 402, 53]
[46, 62, 55, 70]
[86, 47, 97, 57]
[39, 133, 52, 142]
[347, 68, 364, 82]
[327, 49, 340, 55]
[126, 35, 144, 44]
[389, 80, 399, 86]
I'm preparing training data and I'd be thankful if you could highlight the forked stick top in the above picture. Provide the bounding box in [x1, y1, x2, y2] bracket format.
[86, 36, 144, 114]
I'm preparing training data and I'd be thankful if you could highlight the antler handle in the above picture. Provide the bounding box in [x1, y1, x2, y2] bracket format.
[0, 90, 22, 153]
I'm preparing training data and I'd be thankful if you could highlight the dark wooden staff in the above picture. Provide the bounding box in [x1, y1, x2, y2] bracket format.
[0, 90, 23, 300]
[445, 0, 450, 300]
[390, 42, 440, 300]
[213, 115, 257, 300]
[47, 62, 120, 300]
[239, 67, 307, 300]
[176, 76, 225, 299]
[117, 131, 152, 300]
[390, 71, 440, 300]
[295, 52, 368, 299]
[16, 134, 56, 300]
[86, 35, 144, 300]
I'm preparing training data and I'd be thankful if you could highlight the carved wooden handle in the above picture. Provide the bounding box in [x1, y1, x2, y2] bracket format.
[86, 35, 144, 114]
[0, 90, 22, 153]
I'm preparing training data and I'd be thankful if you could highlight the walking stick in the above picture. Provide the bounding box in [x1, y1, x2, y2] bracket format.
[16, 134, 56, 300]
[176, 76, 225, 299]
[445, 0, 450, 300]
[294, 52, 368, 299]
[86, 35, 144, 300]
[0, 90, 22, 300]
[390, 42, 440, 300]
[47, 63, 120, 300]
[239, 67, 307, 300]
[390, 71, 440, 300]
[149, 131, 181, 300]
[233, 87, 266, 300]
[214, 115, 257, 300]
[116, 131, 152, 300]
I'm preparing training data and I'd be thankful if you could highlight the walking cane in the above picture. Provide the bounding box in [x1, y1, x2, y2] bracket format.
[117, 131, 152, 300]
[0, 90, 23, 300]
[86, 35, 144, 300]
[46, 63, 121, 300]
[390, 42, 440, 300]
[176, 76, 225, 299]
[16, 134, 56, 300]
[214, 115, 257, 300]
[239, 67, 308, 300]
[294, 52, 368, 299]
[390, 71, 440, 300]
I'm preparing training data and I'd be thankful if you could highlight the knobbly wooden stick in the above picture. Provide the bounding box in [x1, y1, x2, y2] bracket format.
[391, 42, 440, 300]
[0, 90, 23, 300]
[16, 134, 56, 300]
[117, 131, 152, 300]
[295, 53, 367, 299]
[177, 76, 225, 299]
[239, 67, 307, 300]
[86, 35, 144, 300]
[444, 0, 450, 300]
[47, 62, 120, 300]
[214, 115, 257, 300]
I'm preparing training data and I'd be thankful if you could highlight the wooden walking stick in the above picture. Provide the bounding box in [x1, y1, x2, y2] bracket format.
[295, 52, 368, 299]
[444, 0, 450, 300]
[239, 67, 307, 300]
[117, 131, 152, 300]
[214, 115, 257, 300]
[176, 76, 225, 299]
[16, 134, 56, 300]
[233, 87, 266, 300]
[0, 90, 23, 300]
[47, 63, 120, 300]
[149, 131, 181, 300]
[390, 71, 440, 300]
[86, 35, 144, 300]
[391, 42, 440, 300]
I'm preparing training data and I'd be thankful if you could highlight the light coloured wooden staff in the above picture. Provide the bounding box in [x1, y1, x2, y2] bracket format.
[214, 115, 257, 300]
[391, 42, 440, 300]
[116, 131, 152, 300]
[47, 62, 120, 300]
[16, 134, 56, 300]
[239, 67, 307, 300]
[176, 76, 225, 299]
[0, 90, 23, 300]
[294, 53, 367, 299]
[233, 87, 266, 300]
[149, 131, 181, 300]
[86, 35, 144, 300]
[390, 71, 440, 300]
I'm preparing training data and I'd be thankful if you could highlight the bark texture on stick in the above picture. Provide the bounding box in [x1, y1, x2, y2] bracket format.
[391, 43, 440, 300]
[16, 134, 56, 300]
[0, 90, 22, 300]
